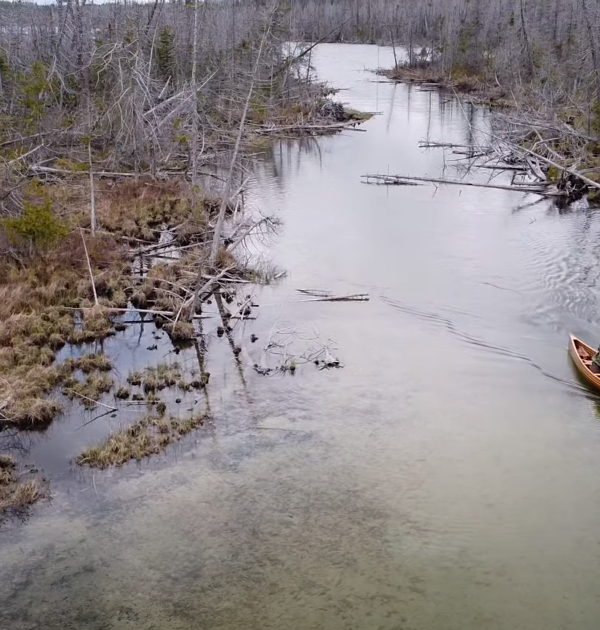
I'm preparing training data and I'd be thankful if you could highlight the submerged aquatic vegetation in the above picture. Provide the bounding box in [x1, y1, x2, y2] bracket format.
[76, 412, 206, 468]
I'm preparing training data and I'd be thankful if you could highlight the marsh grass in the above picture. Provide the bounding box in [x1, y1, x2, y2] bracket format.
[64, 372, 114, 408]
[0, 456, 48, 519]
[77, 412, 205, 468]
[0, 363, 66, 427]
[164, 321, 195, 341]
[63, 353, 113, 374]
[135, 363, 183, 392]
[123, 364, 207, 403]
[0, 226, 127, 425]
[114, 386, 131, 400]
[0, 179, 239, 434]
[97, 180, 200, 241]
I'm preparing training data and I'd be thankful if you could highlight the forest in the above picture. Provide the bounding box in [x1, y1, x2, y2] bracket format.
[291, 0, 600, 127]
[291, 0, 600, 203]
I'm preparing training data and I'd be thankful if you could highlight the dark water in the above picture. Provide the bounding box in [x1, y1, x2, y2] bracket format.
[3, 44, 600, 630]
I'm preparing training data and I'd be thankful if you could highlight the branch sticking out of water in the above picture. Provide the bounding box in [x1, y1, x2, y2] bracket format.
[298, 293, 369, 302]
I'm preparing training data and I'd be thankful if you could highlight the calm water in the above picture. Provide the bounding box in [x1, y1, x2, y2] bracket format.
[2, 44, 600, 629]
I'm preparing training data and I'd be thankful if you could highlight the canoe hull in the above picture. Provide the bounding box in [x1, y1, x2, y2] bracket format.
[569, 335, 600, 391]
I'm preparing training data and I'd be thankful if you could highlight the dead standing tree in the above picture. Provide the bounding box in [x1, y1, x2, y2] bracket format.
[208, 3, 279, 266]
[190, 2, 280, 314]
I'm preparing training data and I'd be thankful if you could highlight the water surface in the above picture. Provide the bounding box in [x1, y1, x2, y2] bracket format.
[2, 44, 600, 630]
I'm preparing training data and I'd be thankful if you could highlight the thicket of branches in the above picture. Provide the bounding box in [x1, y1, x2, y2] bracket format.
[0, 0, 332, 217]
[290, 0, 600, 125]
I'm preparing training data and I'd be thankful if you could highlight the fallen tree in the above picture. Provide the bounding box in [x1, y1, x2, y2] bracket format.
[361, 173, 560, 196]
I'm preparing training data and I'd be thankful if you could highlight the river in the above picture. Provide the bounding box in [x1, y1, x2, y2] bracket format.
[2, 43, 600, 630]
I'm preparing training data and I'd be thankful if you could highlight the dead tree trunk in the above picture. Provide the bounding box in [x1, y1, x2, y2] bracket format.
[190, 0, 200, 211]
[208, 3, 277, 266]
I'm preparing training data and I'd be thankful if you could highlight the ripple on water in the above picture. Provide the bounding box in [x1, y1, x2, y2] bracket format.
[517, 208, 600, 335]
[380, 294, 585, 394]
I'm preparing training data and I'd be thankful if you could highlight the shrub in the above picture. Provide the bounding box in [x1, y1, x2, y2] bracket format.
[1, 199, 68, 253]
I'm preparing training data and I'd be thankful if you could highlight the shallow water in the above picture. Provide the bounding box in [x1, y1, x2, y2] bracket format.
[3, 44, 600, 629]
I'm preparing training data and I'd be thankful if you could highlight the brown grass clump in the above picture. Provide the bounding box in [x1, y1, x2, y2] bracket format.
[215, 248, 237, 270]
[4, 398, 63, 427]
[385, 62, 447, 85]
[114, 386, 130, 400]
[65, 307, 117, 345]
[0, 364, 66, 428]
[97, 179, 195, 242]
[145, 392, 162, 406]
[64, 353, 112, 374]
[164, 321, 195, 341]
[0, 478, 49, 519]
[188, 371, 210, 390]
[0, 455, 16, 469]
[126, 363, 183, 398]
[0, 311, 74, 350]
[64, 373, 114, 408]
[76, 412, 205, 468]
[80, 306, 115, 339]
[130, 290, 149, 310]
[127, 371, 143, 386]
[0, 457, 49, 520]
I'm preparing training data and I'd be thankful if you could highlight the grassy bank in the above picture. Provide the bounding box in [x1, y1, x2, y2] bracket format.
[382, 61, 511, 107]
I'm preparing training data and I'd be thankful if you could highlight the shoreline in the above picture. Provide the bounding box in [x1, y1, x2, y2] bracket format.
[379, 62, 600, 205]
[0, 96, 370, 524]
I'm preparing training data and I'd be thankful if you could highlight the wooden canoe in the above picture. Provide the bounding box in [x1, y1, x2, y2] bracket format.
[569, 335, 600, 391]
